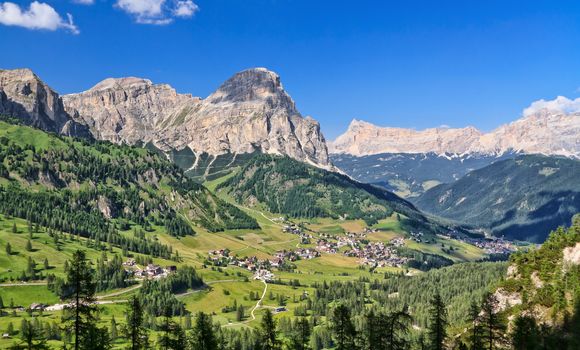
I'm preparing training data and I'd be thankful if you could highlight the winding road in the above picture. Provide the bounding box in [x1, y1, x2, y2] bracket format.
[222, 279, 268, 328]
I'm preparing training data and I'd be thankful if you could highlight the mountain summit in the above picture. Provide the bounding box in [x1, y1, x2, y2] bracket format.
[330, 107, 580, 158]
[0, 68, 91, 138]
[63, 67, 330, 167]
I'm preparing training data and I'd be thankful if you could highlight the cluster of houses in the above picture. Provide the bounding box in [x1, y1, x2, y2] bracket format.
[344, 241, 409, 268]
[316, 232, 366, 253]
[437, 233, 516, 255]
[283, 224, 313, 244]
[254, 269, 275, 282]
[207, 247, 320, 274]
[122, 259, 176, 279]
[469, 237, 516, 255]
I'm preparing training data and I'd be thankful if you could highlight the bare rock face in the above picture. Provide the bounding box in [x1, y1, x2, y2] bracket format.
[63, 77, 200, 145]
[0, 69, 91, 138]
[330, 119, 483, 155]
[64, 68, 330, 167]
[330, 111, 580, 158]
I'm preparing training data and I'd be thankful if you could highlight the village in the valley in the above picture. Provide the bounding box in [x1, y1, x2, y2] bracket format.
[205, 221, 517, 282]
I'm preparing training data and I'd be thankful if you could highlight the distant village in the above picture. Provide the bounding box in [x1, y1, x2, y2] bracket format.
[206, 221, 517, 282]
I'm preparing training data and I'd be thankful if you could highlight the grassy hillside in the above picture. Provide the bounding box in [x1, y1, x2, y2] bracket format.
[413, 155, 580, 242]
[216, 154, 452, 235]
[0, 120, 257, 251]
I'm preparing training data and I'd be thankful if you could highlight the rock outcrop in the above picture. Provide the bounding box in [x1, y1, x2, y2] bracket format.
[64, 68, 330, 167]
[330, 110, 580, 158]
[0, 69, 91, 138]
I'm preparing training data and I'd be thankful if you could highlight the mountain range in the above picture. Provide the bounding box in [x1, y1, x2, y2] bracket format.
[0, 67, 330, 175]
[1, 66, 578, 243]
[329, 111, 580, 158]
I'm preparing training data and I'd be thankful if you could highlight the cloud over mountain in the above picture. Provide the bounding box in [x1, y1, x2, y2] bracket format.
[523, 95, 580, 117]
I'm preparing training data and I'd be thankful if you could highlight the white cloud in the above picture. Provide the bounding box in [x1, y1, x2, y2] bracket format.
[174, 0, 198, 17]
[116, 0, 198, 24]
[0, 1, 79, 33]
[523, 96, 580, 117]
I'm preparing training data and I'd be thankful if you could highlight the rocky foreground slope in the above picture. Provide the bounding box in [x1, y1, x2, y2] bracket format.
[63, 68, 330, 168]
[330, 109, 580, 158]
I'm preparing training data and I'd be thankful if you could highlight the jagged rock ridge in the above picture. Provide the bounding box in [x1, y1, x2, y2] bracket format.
[330, 110, 580, 158]
[0, 68, 91, 138]
[64, 67, 330, 167]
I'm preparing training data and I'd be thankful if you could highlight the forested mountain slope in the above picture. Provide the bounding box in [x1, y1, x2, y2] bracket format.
[0, 119, 257, 254]
[413, 155, 580, 242]
[217, 154, 454, 234]
[330, 152, 516, 198]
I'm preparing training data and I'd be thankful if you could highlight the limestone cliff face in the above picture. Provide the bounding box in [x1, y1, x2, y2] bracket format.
[63, 77, 200, 145]
[330, 119, 483, 155]
[0, 69, 91, 138]
[64, 68, 330, 167]
[330, 111, 580, 158]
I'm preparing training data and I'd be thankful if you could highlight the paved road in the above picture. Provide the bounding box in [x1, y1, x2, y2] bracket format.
[0, 282, 47, 287]
[96, 283, 142, 300]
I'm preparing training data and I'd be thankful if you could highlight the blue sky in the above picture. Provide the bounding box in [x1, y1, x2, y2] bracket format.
[1, 0, 580, 139]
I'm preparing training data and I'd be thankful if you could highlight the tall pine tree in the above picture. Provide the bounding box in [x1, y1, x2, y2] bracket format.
[125, 296, 148, 350]
[331, 304, 356, 350]
[189, 312, 217, 350]
[260, 309, 280, 350]
[427, 294, 448, 350]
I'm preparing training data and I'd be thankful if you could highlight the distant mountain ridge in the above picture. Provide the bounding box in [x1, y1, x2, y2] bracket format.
[330, 152, 517, 198]
[330, 108, 580, 158]
[412, 155, 580, 242]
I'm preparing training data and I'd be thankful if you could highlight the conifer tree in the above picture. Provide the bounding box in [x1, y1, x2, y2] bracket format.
[289, 317, 311, 350]
[5, 242, 11, 255]
[62, 250, 101, 350]
[428, 294, 448, 350]
[157, 315, 186, 350]
[331, 304, 356, 350]
[385, 307, 412, 350]
[511, 315, 538, 350]
[110, 316, 117, 341]
[18, 318, 48, 349]
[260, 309, 280, 350]
[189, 312, 217, 350]
[125, 296, 148, 350]
[468, 301, 483, 350]
[479, 293, 506, 350]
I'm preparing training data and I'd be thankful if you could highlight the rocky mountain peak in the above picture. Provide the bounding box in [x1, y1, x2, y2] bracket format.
[206, 68, 296, 110]
[0, 68, 91, 138]
[58, 67, 330, 167]
[89, 77, 154, 92]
